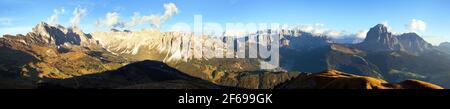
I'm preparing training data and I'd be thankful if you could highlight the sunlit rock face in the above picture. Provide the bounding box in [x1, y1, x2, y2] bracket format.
[91, 29, 232, 62]
[275, 70, 444, 89]
[29, 22, 98, 48]
[0, 22, 126, 84]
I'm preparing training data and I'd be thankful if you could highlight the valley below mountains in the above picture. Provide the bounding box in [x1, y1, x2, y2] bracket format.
[0, 22, 448, 89]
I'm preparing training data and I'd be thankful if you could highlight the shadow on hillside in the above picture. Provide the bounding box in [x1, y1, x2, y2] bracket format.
[38, 60, 224, 89]
[0, 46, 39, 88]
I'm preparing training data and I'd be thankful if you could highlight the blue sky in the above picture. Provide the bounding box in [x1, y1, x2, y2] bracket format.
[0, 0, 449, 45]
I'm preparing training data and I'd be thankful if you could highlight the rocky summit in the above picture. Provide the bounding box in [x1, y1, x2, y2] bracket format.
[359, 24, 433, 55]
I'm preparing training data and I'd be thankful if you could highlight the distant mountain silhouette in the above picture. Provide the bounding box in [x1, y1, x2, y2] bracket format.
[281, 32, 331, 51]
[358, 24, 432, 55]
[438, 42, 450, 54]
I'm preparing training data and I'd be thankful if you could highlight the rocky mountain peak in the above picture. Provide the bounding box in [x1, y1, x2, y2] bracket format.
[358, 24, 432, 55]
[364, 24, 394, 42]
[397, 33, 432, 54]
[28, 22, 97, 47]
[437, 42, 450, 53]
[439, 42, 450, 47]
[372, 24, 389, 33]
[360, 24, 400, 51]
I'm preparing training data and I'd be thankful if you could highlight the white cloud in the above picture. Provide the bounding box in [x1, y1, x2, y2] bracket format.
[294, 23, 346, 38]
[96, 12, 124, 28]
[296, 23, 324, 33]
[0, 17, 12, 25]
[163, 3, 178, 18]
[126, 12, 145, 28]
[47, 8, 65, 25]
[380, 21, 403, 35]
[95, 3, 179, 30]
[69, 7, 87, 28]
[356, 30, 368, 38]
[125, 3, 178, 29]
[324, 30, 344, 38]
[291, 23, 371, 43]
[406, 19, 427, 32]
[295, 23, 332, 36]
[381, 21, 394, 32]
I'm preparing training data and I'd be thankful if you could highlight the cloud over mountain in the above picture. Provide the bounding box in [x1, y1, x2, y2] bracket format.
[96, 12, 124, 28]
[406, 19, 427, 32]
[381, 21, 394, 32]
[69, 7, 87, 28]
[294, 23, 345, 38]
[356, 30, 369, 38]
[126, 3, 179, 29]
[47, 8, 65, 25]
[95, 3, 179, 30]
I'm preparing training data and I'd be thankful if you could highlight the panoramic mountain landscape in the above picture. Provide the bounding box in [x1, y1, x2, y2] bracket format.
[1, 0, 450, 90]
[0, 21, 447, 89]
